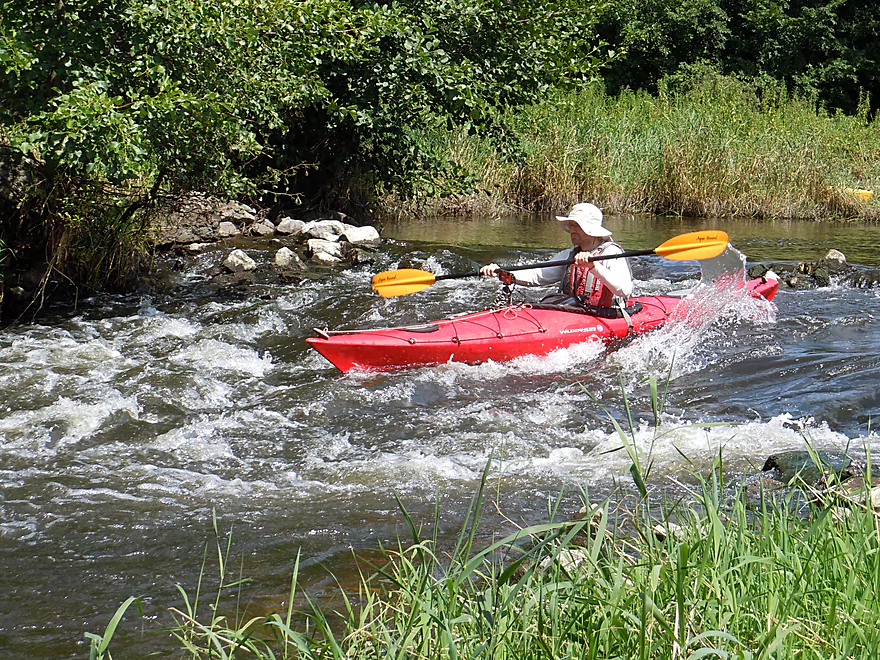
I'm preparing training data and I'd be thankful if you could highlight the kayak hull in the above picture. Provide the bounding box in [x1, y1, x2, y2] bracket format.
[307, 277, 778, 373]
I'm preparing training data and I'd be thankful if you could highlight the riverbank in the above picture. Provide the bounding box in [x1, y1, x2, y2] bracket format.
[394, 75, 880, 222]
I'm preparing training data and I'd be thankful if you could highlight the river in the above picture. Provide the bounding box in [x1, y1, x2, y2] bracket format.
[0, 214, 878, 658]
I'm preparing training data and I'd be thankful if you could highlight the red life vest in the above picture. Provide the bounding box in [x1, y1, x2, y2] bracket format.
[561, 243, 621, 307]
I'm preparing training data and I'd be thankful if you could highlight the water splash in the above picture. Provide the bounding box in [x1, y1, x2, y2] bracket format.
[610, 246, 777, 385]
[699, 245, 748, 288]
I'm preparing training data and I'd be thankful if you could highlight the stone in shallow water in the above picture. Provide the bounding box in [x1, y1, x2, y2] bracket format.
[183, 242, 213, 254]
[274, 247, 306, 271]
[223, 249, 257, 273]
[341, 225, 380, 245]
[306, 238, 344, 264]
[821, 249, 848, 273]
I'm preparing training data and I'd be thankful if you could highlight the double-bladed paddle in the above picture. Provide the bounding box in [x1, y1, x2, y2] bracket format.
[371, 229, 729, 298]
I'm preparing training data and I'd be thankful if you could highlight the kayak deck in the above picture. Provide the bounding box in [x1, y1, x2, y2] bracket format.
[307, 277, 779, 373]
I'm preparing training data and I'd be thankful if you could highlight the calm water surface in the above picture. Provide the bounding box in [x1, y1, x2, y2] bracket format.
[1, 214, 878, 658]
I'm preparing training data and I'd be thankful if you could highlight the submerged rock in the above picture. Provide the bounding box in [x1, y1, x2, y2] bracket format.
[820, 249, 848, 273]
[841, 269, 880, 288]
[750, 248, 880, 290]
[182, 242, 213, 254]
[761, 450, 853, 486]
[307, 239, 345, 264]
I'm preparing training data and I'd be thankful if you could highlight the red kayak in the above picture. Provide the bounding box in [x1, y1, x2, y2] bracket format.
[307, 276, 779, 373]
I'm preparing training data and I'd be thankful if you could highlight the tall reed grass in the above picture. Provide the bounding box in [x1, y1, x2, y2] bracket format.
[406, 69, 880, 221]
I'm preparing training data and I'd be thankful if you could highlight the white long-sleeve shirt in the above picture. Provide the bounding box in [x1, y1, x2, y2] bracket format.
[511, 244, 633, 298]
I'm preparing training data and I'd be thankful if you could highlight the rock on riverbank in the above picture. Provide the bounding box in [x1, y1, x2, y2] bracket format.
[0, 193, 384, 322]
[154, 195, 380, 264]
[143, 195, 384, 296]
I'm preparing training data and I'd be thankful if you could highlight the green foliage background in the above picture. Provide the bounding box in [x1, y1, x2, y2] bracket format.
[0, 0, 877, 297]
[598, 0, 880, 114]
[0, 0, 609, 199]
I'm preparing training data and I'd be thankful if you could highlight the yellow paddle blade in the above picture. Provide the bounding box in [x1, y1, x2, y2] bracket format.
[653, 230, 729, 260]
[371, 268, 437, 297]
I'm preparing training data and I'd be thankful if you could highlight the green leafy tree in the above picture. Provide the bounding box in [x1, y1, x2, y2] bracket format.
[720, 0, 880, 112]
[597, 0, 879, 113]
[1, 0, 612, 198]
[598, 0, 730, 94]
[0, 0, 612, 296]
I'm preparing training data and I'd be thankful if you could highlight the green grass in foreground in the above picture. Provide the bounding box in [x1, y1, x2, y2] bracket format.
[90, 461, 880, 659]
[412, 68, 880, 221]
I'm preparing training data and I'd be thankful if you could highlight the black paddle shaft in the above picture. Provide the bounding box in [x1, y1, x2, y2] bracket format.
[435, 249, 655, 282]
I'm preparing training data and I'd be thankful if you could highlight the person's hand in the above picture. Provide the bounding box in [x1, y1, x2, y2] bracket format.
[479, 263, 515, 284]
[573, 252, 595, 269]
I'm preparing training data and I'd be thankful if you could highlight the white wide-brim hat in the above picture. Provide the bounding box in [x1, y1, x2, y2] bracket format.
[555, 203, 612, 237]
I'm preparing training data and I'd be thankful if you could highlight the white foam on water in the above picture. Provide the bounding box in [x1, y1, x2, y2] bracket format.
[276, 289, 324, 311]
[301, 348, 344, 373]
[425, 393, 581, 442]
[305, 430, 356, 463]
[208, 308, 289, 343]
[0, 255, 871, 541]
[570, 413, 876, 485]
[148, 420, 243, 464]
[169, 338, 273, 377]
[419, 255, 450, 275]
[0, 518, 41, 541]
[9, 332, 131, 376]
[132, 464, 261, 499]
[56, 487, 147, 504]
[444, 285, 487, 306]
[136, 315, 201, 342]
[288, 413, 877, 499]
[636, 277, 700, 295]
[307, 446, 485, 488]
[161, 376, 236, 411]
[508, 338, 607, 374]
[0, 390, 140, 453]
[357, 306, 389, 324]
[4, 399, 871, 518]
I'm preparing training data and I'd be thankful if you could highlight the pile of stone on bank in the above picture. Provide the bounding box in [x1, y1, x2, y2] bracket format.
[152, 195, 382, 280]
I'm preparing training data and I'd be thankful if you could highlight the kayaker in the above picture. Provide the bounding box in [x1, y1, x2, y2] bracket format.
[479, 203, 634, 315]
